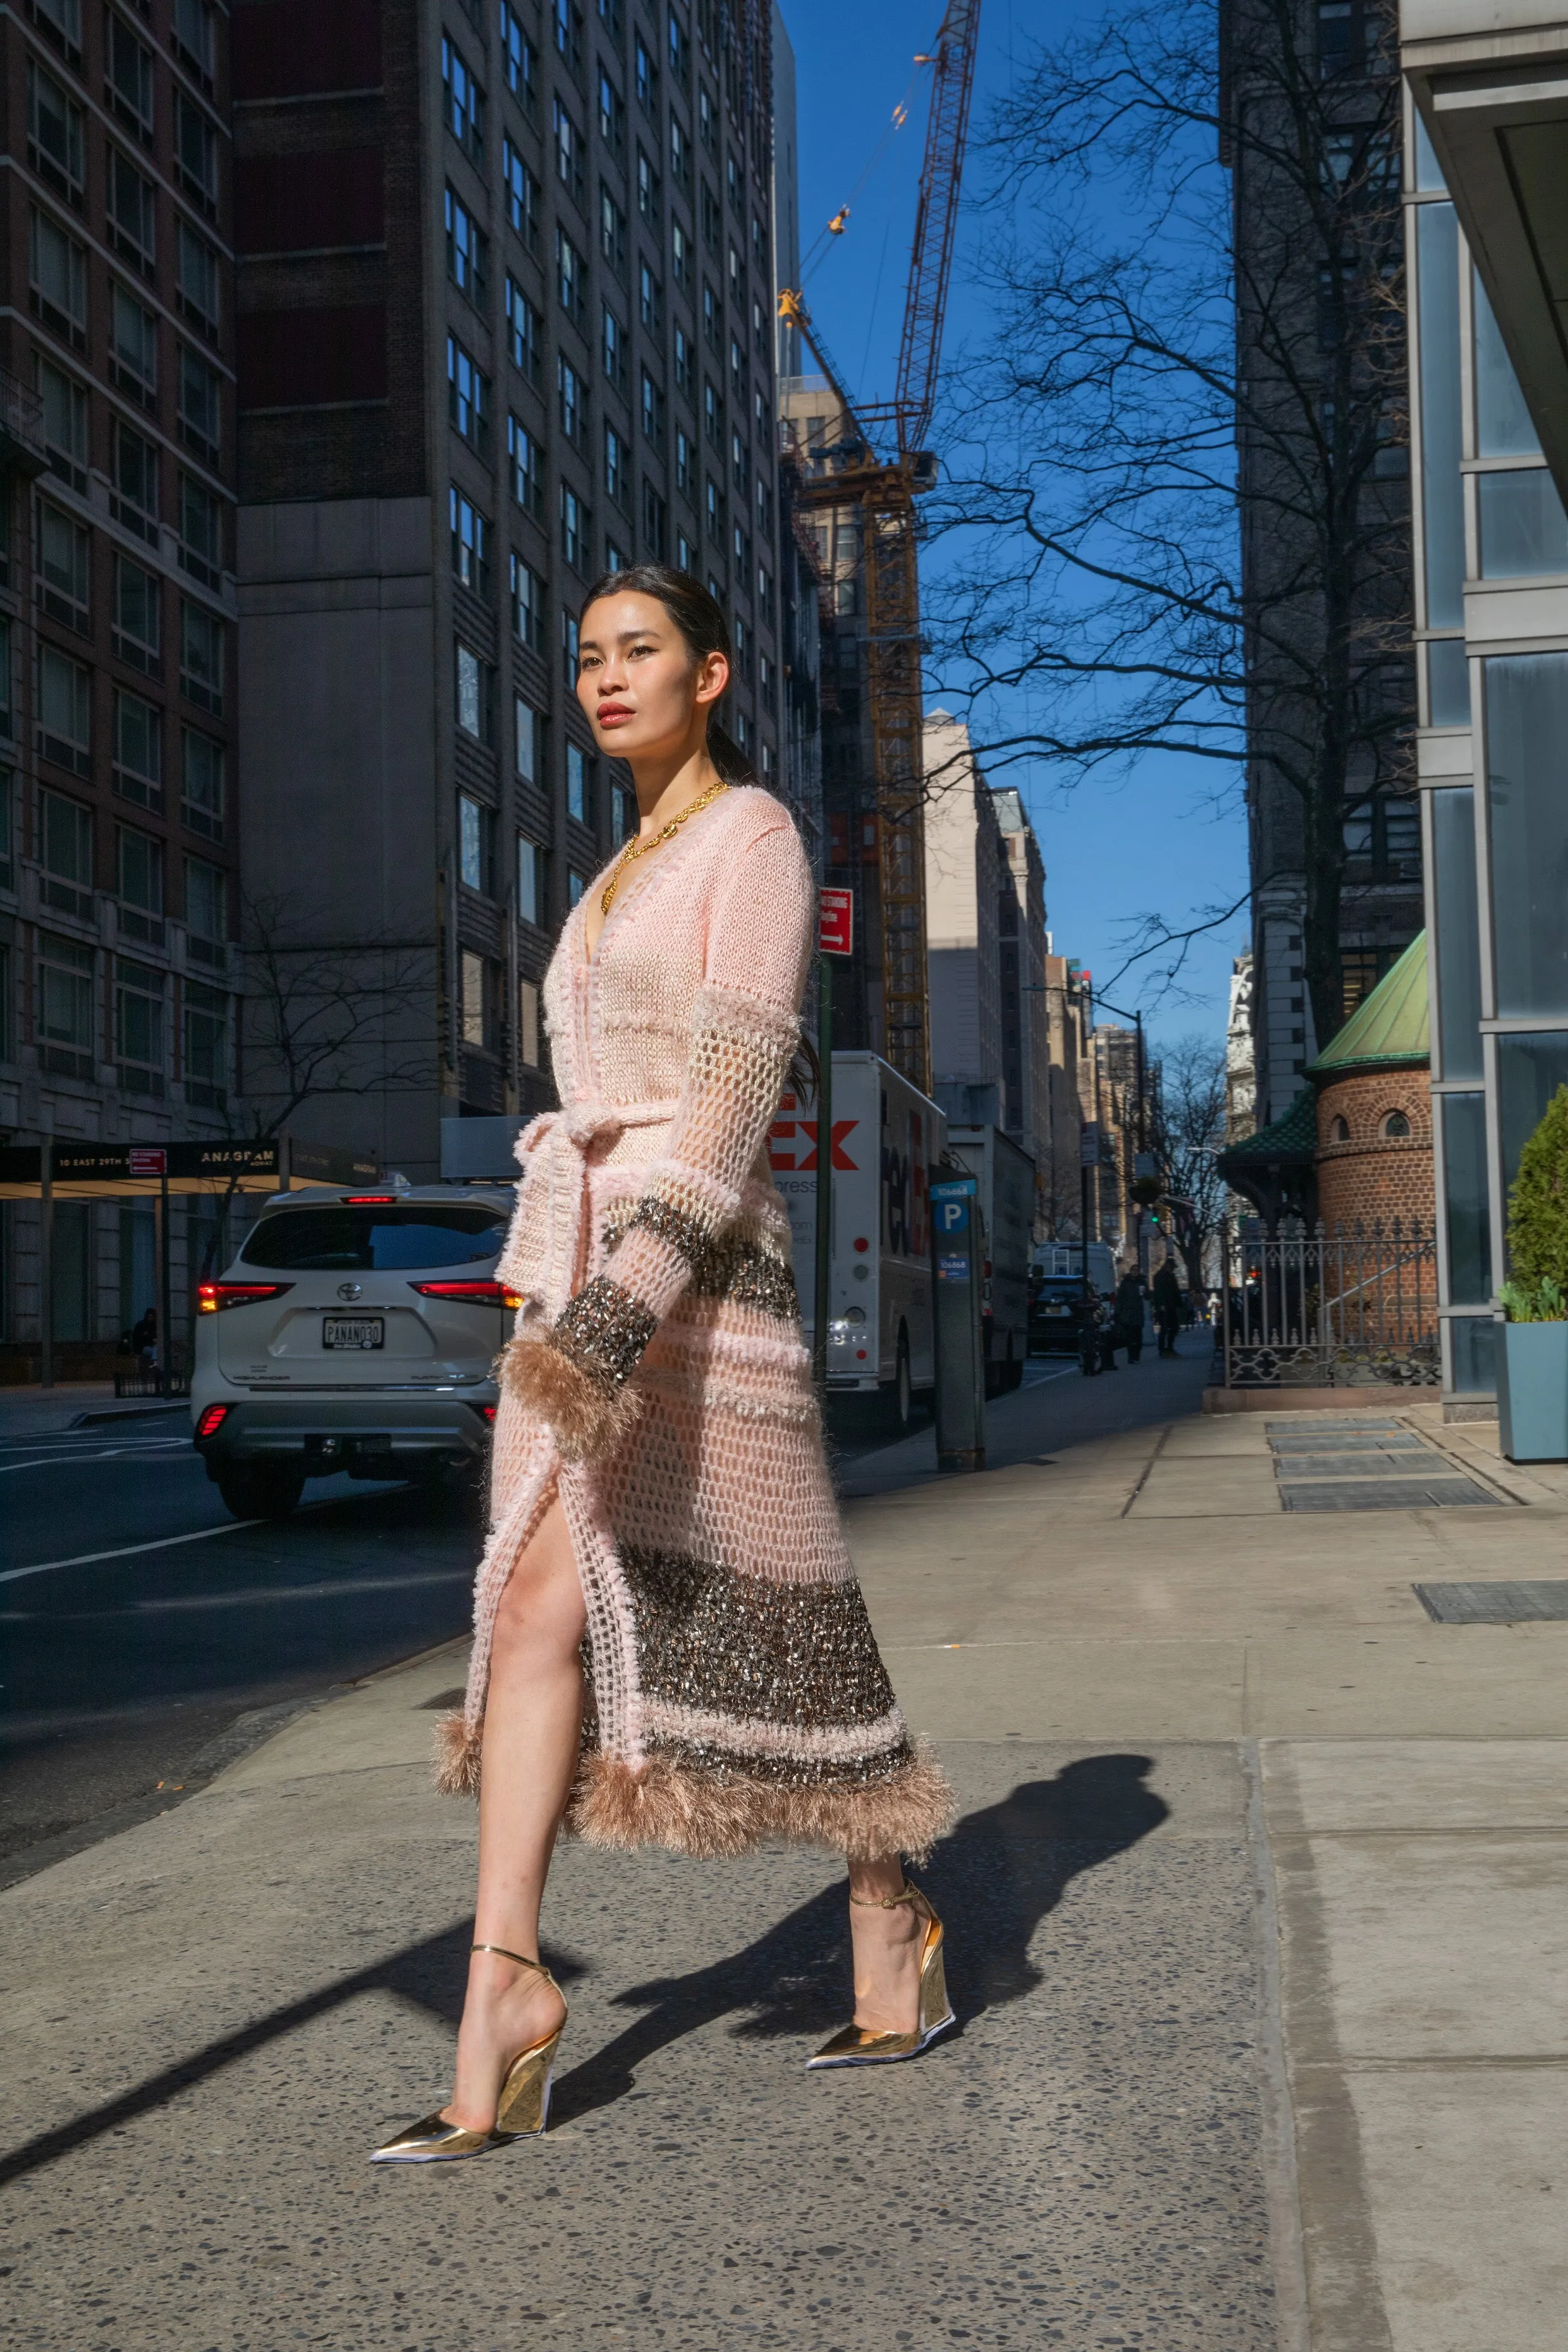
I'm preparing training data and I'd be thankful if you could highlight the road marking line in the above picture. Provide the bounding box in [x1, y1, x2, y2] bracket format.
[0, 1518, 262, 1583]
[0, 1445, 192, 1476]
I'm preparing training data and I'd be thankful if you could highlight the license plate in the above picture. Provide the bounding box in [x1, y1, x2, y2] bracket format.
[323, 1316, 384, 1350]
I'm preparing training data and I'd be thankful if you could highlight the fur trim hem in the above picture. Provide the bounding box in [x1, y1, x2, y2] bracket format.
[567, 1744, 955, 1865]
[496, 1333, 640, 1462]
[434, 1710, 482, 1796]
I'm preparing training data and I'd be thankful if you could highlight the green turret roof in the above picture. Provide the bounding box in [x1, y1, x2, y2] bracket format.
[1219, 1087, 1318, 1167]
[1308, 933, 1430, 1077]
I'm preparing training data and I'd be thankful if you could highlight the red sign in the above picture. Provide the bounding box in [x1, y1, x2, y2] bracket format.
[128, 1147, 168, 1177]
[818, 887, 854, 957]
[768, 1117, 859, 1173]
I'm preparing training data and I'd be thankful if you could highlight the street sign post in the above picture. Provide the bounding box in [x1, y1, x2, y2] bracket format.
[812, 889, 854, 1398]
[930, 1174, 985, 1471]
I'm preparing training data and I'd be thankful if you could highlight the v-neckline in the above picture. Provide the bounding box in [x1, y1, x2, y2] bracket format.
[580, 788, 735, 969]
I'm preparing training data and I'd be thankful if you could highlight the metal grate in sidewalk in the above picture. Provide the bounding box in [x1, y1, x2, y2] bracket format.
[1416, 1580, 1568, 1623]
[1264, 1418, 1505, 1511]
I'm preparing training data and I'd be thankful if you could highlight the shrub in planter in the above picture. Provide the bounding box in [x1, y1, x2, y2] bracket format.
[1498, 1086, 1568, 1458]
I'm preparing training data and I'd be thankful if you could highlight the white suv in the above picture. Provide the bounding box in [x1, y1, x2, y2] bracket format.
[190, 1184, 517, 1519]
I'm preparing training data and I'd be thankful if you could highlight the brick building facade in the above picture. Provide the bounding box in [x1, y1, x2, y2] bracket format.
[1315, 1064, 1435, 1230]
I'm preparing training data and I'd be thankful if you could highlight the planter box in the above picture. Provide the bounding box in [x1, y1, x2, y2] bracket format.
[1497, 1321, 1568, 1461]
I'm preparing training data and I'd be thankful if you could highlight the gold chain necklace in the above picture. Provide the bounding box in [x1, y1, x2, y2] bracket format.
[599, 779, 729, 916]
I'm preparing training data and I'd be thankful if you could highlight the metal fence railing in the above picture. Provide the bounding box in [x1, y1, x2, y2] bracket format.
[1222, 1220, 1440, 1389]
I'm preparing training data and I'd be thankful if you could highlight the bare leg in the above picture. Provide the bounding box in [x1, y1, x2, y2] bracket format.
[443, 1496, 583, 2131]
[844, 1851, 926, 2035]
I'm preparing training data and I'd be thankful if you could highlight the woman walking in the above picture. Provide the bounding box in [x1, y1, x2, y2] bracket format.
[372, 570, 954, 2163]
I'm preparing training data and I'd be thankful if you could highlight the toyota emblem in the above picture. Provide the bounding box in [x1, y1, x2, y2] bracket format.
[337, 1282, 362, 1301]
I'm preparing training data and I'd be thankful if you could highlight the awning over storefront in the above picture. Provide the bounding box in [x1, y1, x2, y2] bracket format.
[0, 1137, 381, 1201]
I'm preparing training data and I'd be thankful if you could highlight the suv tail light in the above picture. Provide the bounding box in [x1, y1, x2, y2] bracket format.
[199, 1282, 294, 1313]
[410, 1280, 523, 1309]
[195, 1404, 231, 1440]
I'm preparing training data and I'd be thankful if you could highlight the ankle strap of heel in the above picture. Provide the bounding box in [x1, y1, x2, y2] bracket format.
[471, 1941, 556, 1985]
[848, 1879, 921, 1909]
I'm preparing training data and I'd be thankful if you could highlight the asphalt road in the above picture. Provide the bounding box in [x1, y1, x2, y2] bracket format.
[0, 1411, 482, 1882]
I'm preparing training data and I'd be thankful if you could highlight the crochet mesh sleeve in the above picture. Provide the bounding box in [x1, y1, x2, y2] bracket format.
[536, 816, 811, 1440]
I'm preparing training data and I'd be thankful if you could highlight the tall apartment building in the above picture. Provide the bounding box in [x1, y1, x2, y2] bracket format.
[1400, 0, 1568, 1404]
[1223, 0, 1421, 1128]
[1088, 1022, 1142, 1264]
[2, 0, 238, 1352]
[1037, 952, 1089, 1236]
[921, 707, 1005, 1126]
[234, 0, 785, 1177]
[991, 782, 1050, 1184]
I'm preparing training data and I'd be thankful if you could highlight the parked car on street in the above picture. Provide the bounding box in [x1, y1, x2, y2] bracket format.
[190, 1184, 517, 1519]
[1029, 1242, 1118, 1354]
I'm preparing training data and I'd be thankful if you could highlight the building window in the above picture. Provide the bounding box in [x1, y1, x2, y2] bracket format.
[30, 205, 87, 343]
[176, 221, 221, 333]
[635, 31, 656, 110]
[611, 783, 632, 844]
[677, 531, 694, 572]
[450, 487, 491, 596]
[183, 977, 228, 1108]
[637, 149, 661, 228]
[641, 482, 667, 560]
[114, 957, 164, 1095]
[109, 689, 161, 809]
[558, 354, 587, 445]
[604, 423, 627, 508]
[459, 793, 493, 891]
[701, 182, 720, 254]
[461, 949, 490, 1049]
[503, 138, 541, 248]
[110, 283, 159, 401]
[505, 276, 542, 379]
[670, 116, 690, 192]
[39, 787, 94, 916]
[501, 3, 539, 114]
[698, 82, 714, 152]
[556, 226, 585, 322]
[510, 554, 545, 653]
[178, 472, 223, 584]
[35, 357, 88, 493]
[553, 0, 583, 75]
[561, 609, 579, 687]
[705, 474, 720, 537]
[185, 854, 227, 962]
[28, 59, 85, 200]
[603, 303, 627, 388]
[604, 537, 628, 572]
[640, 264, 663, 336]
[553, 95, 584, 199]
[561, 483, 591, 571]
[116, 823, 163, 943]
[175, 0, 217, 80]
[107, 13, 155, 133]
[675, 426, 692, 492]
[37, 499, 90, 631]
[599, 183, 627, 275]
[38, 644, 92, 775]
[178, 602, 223, 721]
[448, 336, 491, 455]
[175, 94, 218, 208]
[507, 415, 543, 517]
[674, 323, 692, 395]
[567, 741, 589, 822]
[443, 35, 487, 164]
[1381, 1108, 1411, 1140]
[515, 701, 541, 787]
[1477, 469, 1568, 579]
[182, 726, 225, 838]
[107, 147, 156, 270]
[517, 831, 541, 923]
[702, 281, 718, 348]
[598, 70, 625, 156]
[568, 870, 585, 907]
[455, 642, 491, 743]
[642, 371, 665, 448]
[37, 932, 95, 1079]
[446, 187, 489, 305]
[178, 344, 221, 459]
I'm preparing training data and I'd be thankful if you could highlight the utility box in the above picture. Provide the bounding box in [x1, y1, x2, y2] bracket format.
[930, 1173, 986, 1471]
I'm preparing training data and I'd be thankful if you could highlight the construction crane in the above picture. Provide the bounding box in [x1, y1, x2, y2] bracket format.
[778, 0, 981, 1093]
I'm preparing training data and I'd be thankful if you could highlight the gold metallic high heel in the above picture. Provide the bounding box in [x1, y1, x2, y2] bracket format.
[808, 1880, 956, 2067]
[370, 1944, 567, 2163]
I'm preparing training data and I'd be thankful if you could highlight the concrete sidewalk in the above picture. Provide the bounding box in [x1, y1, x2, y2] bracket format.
[3, 1356, 1565, 2348]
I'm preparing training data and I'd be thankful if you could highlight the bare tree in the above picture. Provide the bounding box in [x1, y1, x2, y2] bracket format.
[192, 898, 436, 1281]
[929, 0, 1412, 1051]
[1151, 1033, 1231, 1293]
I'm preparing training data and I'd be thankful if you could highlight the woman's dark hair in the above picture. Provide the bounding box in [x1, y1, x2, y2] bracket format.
[577, 563, 757, 787]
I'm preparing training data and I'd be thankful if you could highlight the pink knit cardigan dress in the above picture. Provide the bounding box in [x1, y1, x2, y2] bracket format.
[437, 786, 953, 1861]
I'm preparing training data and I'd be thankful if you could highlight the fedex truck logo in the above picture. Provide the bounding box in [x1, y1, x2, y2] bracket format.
[769, 1098, 859, 1172]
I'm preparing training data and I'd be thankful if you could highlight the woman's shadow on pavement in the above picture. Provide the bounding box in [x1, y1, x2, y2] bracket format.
[546, 1752, 1170, 2126]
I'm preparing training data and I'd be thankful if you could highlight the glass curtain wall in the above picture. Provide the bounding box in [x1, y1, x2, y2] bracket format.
[1409, 95, 1568, 1397]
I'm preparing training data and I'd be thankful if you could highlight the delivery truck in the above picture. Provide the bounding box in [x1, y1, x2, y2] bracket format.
[769, 1053, 945, 1430]
[945, 1125, 1036, 1394]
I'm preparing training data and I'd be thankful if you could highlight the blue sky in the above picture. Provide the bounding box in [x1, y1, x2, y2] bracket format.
[776, 0, 1249, 1054]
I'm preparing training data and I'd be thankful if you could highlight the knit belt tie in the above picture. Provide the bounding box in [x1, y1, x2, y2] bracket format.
[515, 1097, 680, 1318]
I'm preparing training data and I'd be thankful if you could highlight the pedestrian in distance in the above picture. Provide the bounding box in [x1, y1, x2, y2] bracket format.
[1079, 1283, 1104, 1375]
[372, 568, 956, 2166]
[1114, 1268, 1146, 1364]
[1151, 1259, 1183, 1356]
